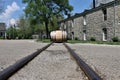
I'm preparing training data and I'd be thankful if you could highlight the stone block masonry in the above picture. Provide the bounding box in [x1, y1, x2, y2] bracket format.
[59, 1, 120, 41]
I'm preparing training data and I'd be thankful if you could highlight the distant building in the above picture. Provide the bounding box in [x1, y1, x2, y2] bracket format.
[59, 0, 120, 41]
[0, 23, 6, 38]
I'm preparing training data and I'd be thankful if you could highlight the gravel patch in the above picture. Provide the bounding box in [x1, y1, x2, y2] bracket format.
[0, 40, 47, 72]
[9, 43, 86, 80]
[67, 43, 120, 80]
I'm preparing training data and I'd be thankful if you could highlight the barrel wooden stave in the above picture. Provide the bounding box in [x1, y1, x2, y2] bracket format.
[50, 30, 67, 42]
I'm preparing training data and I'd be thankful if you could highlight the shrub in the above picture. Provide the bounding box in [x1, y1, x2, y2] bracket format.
[90, 37, 96, 41]
[75, 37, 78, 40]
[0, 37, 4, 39]
[112, 37, 119, 42]
[67, 37, 71, 40]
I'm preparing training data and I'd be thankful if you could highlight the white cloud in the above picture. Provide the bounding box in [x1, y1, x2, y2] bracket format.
[10, 18, 16, 26]
[0, 2, 20, 27]
[0, 2, 20, 18]
[22, 6, 25, 10]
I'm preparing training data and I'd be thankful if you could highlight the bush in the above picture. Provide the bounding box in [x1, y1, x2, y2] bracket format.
[0, 37, 4, 39]
[75, 37, 78, 40]
[67, 37, 71, 40]
[90, 37, 96, 41]
[112, 37, 119, 42]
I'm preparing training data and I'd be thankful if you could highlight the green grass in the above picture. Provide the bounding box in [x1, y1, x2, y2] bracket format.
[37, 39, 120, 45]
[67, 40, 88, 43]
[67, 40, 120, 45]
[0, 37, 4, 39]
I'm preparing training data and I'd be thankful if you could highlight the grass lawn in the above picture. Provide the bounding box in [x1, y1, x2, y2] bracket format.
[67, 40, 120, 45]
[37, 39, 120, 45]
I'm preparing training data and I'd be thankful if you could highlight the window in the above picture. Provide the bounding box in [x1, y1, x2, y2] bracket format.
[83, 30, 87, 41]
[71, 32, 74, 40]
[71, 19, 74, 28]
[102, 8, 107, 21]
[0, 32, 2, 36]
[102, 28, 107, 41]
[83, 15, 86, 25]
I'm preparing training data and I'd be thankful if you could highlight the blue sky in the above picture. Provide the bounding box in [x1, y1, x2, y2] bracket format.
[69, 0, 92, 14]
[0, 0, 92, 27]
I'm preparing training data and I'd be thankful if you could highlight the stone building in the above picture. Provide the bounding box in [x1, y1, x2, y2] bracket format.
[95, 0, 114, 7]
[0, 23, 6, 38]
[59, 0, 120, 41]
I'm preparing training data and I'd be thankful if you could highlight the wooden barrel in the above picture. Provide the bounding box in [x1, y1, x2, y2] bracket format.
[50, 30, 67, 42]
[55, 30, 63, 42]
[50, 31, 56, 41]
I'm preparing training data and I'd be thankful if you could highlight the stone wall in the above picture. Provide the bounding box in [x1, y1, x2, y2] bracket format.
[59, 1, 120, 41]
[86, 5, 115, 41]
[73, 16, 83, 40]
[115, 2, 120, 38]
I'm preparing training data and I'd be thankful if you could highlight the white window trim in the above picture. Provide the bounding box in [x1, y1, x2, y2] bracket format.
[83, 30, 87, 41]
[71, 20, 74, 28]
[83, 33, 86, 41]
[102, 31, 107, 41]
[83, 16, 86, 25]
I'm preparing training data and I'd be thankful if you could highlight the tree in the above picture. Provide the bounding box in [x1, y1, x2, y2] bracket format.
[49, 15, 59, 31]
[22, 0, 73, 38]
[6, 26, 18, 39]
[16, 16, 33, 39]
[17, 15, 45, 39]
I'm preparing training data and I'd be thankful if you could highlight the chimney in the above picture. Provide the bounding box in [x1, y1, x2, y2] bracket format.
[93, 0, 96, 8]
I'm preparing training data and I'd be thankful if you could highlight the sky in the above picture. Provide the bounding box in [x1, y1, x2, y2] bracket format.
[0, 0, 92, 27]
[69, 0, 92, 14]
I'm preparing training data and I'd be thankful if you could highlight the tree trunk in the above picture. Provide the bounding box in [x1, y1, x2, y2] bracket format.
[39, 32, 42, 40]
[45, 21, 49, 38]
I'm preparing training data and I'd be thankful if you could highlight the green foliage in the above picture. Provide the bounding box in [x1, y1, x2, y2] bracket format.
[48, 15, 59, 31]
[22, 0, 73, 38]
[75, 37, 78, 40]
[0, 37, 4, 39]
[16, 16, 47, 39]
[17, 16, 30, 39]
[67, 40, 120, 45]
[6, 26, 18, 39]
[112, 36, 119, 42]
[90, 37, 96, 41]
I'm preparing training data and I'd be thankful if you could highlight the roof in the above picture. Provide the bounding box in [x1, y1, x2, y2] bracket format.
[59, 0, 118, 23]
